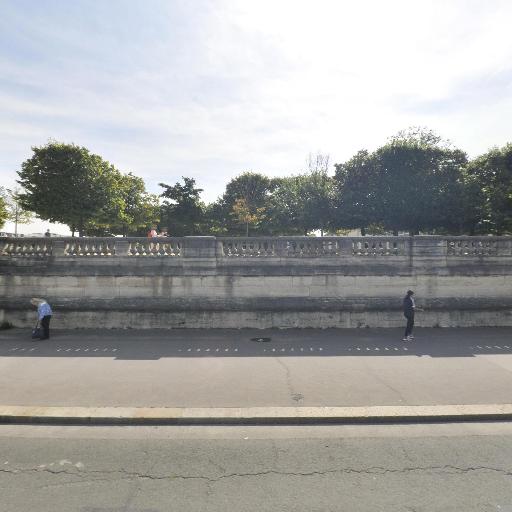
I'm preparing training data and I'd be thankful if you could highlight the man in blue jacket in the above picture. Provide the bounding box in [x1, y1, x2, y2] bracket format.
[402, 290, 416, 341]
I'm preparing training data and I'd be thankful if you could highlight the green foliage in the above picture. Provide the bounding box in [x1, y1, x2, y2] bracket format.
[231, 197, 265, 236]
[0, 187, 33, 232]
[333, 150, 380, 232]
[0, 195, 7, 229]
[85, 172, 160, 236]
[159, 177, 205, 236]
[266, 171, 335, 235]
[333, 128, 467, 234]
[464, 144, 512, 234]
[12, 132, 512, 238]
[17, 142, 119, 236]
[211, 172, 276, 235]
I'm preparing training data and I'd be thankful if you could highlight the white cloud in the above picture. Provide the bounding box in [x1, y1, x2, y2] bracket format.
[1, 0, 512, 233]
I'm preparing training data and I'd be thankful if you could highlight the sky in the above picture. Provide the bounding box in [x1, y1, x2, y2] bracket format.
[1, 0, 512, 234]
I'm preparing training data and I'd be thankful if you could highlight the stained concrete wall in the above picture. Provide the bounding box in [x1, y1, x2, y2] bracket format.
[1, 236, 511, 328]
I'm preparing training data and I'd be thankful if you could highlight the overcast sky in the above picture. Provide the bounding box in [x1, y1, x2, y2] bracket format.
[1, 0, 512, 234]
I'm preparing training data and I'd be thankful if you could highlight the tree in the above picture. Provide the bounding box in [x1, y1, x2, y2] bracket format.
[17, 142, 119, 236]
[85, 172, 160, 236]
[212, 172, 275, 235]
[231, 197, 265, 236]
[463, 144, 512, 234]
[266, 171, 335, 235]
[0, 195, 7, 230]
[333, 150, 382, 235]
[0, 186, 33, 235]
[159, 177, 205, 236]
[333, 128, 467, 235]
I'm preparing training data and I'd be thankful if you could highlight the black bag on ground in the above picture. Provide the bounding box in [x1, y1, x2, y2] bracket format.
[31, 323, 41, 339]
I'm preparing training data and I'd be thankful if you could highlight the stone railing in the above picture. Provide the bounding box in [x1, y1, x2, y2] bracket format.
[446, 237, 509, 256]
[0, 235, 511, 259]
[63, 238, 116, 256]
[0, 237, 53, 257]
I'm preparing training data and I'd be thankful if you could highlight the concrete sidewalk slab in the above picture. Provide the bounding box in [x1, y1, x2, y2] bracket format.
[1, 327, 512, 412]
[1, 404, 512, 425]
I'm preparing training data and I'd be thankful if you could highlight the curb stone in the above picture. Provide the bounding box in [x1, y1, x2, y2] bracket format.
[1, 404, 512, 425]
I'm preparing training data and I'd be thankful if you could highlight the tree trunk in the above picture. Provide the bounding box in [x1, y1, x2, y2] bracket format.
[246, 222, 249, 237]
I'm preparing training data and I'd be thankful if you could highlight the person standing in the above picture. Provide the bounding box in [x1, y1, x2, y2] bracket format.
[30, 298, 52, 340]
[402, 290, 416, 341]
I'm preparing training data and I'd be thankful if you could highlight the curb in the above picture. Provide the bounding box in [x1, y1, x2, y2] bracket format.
[1, 404, 512, 425]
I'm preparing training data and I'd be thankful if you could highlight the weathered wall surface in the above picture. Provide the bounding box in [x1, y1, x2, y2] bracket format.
[1, 236, 511, 328]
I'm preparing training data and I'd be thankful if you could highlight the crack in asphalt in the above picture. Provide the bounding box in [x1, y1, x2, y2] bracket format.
[274, 358, 304, 403]
[2, 464, 512, 484]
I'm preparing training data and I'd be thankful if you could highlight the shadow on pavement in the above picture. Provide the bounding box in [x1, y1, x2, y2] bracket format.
[0, 327, 511, 360]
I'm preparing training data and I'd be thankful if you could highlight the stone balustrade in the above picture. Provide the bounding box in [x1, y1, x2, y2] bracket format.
[1, 235, 512, 330]
[0, 235, 510, 259]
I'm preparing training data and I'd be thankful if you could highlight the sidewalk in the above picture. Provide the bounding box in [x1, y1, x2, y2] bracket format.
[1, 327, 512, 424]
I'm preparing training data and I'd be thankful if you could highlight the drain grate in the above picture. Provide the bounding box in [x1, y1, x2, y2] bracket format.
[250, 337, 271, 342]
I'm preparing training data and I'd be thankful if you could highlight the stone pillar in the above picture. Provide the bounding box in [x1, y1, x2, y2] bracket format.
[52, 240, 66, 257]
[411, 236, 447, 257]
[182, 237, 218, 271]
[115, 240, 131, 256]
[182, 237, 217, 258]
[338, 237, 353, 256]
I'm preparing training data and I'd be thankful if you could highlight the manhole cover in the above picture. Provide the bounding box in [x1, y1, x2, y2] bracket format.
[250, 337, 271, 342]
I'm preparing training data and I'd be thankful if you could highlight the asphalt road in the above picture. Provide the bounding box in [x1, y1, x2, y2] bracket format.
[1, 422, 512, 512]
[1, 327, 512, 408]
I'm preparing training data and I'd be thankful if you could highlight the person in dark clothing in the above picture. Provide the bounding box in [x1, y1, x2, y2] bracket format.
[402, 290, 415, 341]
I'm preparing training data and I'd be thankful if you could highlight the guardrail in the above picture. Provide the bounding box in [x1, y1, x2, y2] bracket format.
[0, 236, 511, 258]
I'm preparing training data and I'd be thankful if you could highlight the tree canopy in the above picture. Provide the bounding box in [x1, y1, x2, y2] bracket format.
[0, 187, 33, 234]
[463, 143, 512, 235]
[17, 142, 119, 236]
[159, 177, 205, 236]
[11, 131, 512, 237]
[334, 129, 467, 235]
[0, 195, 7, 230]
